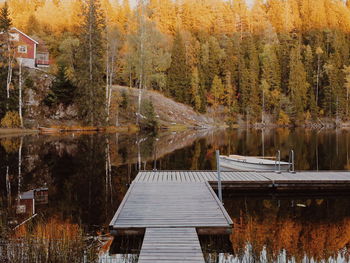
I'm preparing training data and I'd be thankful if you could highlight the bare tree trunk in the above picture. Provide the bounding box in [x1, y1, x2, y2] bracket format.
[6, 40, 13, 102]
[6, 166, 11, 208]
[347, 85, 349, 117]
[137, 136, 141, 171]
[106, 22, 117, 125]
[89, 1, 94, 125]
[116, 107, 119, 127]
[137, 80, 142, 125]
[262, 89, 265, 124]
[105, 138, 110, 207]
[17, 137, 23, 204]
[129, 72, 132, 88]
[18, 59, 23, 128]
[106, 26, 109, 124]
[137, 0, 144, 126]
[107, 139, 112, 203]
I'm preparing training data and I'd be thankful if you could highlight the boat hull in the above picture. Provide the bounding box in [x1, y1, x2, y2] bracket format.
[220, 156, 290, 172]
[38, 127, 61, 134]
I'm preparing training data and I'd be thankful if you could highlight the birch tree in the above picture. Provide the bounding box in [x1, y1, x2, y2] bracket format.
[17, 137, 23, 207]
[18, 58, 23, 128]
[125, 1, 170, 124]
[105, 21, 119, 124]
[137, 0, 145, 125]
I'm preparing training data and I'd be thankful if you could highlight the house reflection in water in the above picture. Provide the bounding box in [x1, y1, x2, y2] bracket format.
[15, 187, 48, 224]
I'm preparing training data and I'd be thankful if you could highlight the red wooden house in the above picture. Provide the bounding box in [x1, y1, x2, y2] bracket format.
[9, 27, 50, 68]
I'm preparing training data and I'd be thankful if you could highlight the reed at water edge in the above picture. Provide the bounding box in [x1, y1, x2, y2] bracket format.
[0, 217, 99, 263]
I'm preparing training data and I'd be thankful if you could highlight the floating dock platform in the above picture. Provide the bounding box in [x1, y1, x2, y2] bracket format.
[110, 170, 350, 262]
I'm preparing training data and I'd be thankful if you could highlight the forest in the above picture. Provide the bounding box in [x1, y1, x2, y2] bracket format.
[1, 0, 350, 126]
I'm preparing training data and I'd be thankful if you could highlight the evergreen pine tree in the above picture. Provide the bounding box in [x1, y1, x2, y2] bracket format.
[303, 45, 318, 119]
[260, 44, 281, 116]
[75, 0, 106, 125]
[303, 45, 314, 85]
[0, 2, 12, 32]
[241, 36, 261, 121]
[288, 45, 309, 121]
[167, 31, 191, 103]
[0, 1, 15, 113]
[191, 67, 201, 112]
[44, 66, 76, 107]
[308, 85, 318, 120]
[208, 36, 223, 85]
[199, 41, 210, 91]
[239, 65, 250, 116]
[208, 75, 224, 110]
[261, 44, 281, 95]
[278, 34, 293, 94]
[224, 71, 238, 114]
[324, 53, 344, 118]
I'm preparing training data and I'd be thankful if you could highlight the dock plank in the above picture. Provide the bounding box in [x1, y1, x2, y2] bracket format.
[110, 170, 350, 261]
[110, 182, 232, 229]
[136, 171, 350, 185]
[138, 228, 205, 263]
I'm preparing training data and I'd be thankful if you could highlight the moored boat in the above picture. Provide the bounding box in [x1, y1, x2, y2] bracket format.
[38, 127, 61, 134]
[219, 155, 290, 172]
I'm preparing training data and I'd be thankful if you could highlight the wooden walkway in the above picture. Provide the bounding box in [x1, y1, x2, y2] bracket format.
[110, 181, 232, 231]
[134, 171, 350, 190]
[138, 228, 205, 263]
[110, 170, 350, 261]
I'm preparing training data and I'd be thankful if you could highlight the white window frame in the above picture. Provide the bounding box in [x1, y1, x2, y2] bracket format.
[18, 45, 27, 54]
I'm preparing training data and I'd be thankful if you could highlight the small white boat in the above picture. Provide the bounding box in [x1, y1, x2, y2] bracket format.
[219, 155, 290, 172]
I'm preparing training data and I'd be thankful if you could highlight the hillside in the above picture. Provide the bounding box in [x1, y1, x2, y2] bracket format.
[112, 86, 216, 130]
[20, 77, 217, 130]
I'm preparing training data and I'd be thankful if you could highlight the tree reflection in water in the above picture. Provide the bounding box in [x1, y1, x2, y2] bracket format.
[215, 195, 350, 263]
[0, 128, 349, 262]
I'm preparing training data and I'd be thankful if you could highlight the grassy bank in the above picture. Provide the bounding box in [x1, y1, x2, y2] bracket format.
[1, 218, 98, 263]
[46, 125, 140, 133]
[0, 128, 39, 138]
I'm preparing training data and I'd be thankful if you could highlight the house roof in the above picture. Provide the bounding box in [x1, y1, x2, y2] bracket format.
[11, 27, 39, 45]
[20, 190, 34, 200]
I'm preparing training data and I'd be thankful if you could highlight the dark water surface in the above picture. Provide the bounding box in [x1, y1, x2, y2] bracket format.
[0, 128, 349, 262]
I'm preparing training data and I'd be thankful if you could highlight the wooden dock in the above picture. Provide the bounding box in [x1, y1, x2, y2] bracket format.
[110, 170, 350, 261]
[138, 228, 205, 262]
[134, 170, 350, 190]
[110, 181, 232, 235]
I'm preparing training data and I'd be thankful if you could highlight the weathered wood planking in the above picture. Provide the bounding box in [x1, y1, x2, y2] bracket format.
[138, 228, 205, 263]
[110, 170, 350, 261]
[134, 171, 271, 183]
[110, 182, 232, 230]
[134, 171, 350, 185]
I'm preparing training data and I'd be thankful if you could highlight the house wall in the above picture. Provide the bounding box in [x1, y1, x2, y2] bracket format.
[16, 33, 36, 60]
[19, 57, 36, 68]
[36, 51, 50, 67]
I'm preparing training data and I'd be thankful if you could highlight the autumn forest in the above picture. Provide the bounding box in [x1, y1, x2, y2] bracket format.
[1, 0, 350, 126]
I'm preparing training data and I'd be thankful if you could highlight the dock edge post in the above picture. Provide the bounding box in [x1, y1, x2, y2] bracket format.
[216, 150, 223, 203]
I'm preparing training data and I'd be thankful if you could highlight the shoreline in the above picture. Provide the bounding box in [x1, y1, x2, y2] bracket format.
[1, 123, 349, 138]
[0, 128, 39, 135]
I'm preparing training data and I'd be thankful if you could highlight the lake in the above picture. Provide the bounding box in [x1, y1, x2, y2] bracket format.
[0, 128, 349, 262]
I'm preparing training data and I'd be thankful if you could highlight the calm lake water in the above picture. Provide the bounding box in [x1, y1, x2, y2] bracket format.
[0, 128, 349, 262]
